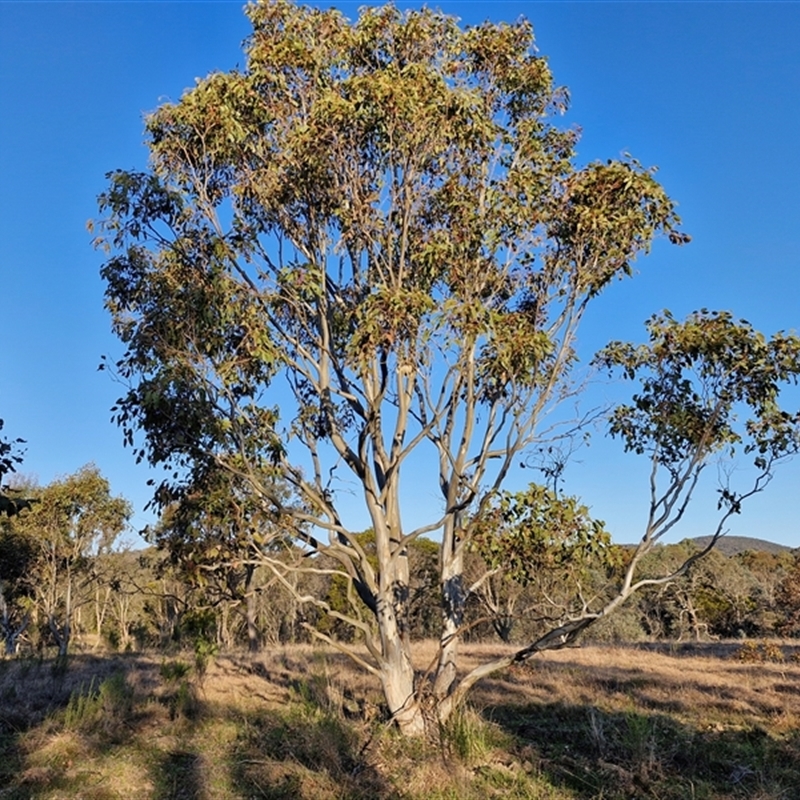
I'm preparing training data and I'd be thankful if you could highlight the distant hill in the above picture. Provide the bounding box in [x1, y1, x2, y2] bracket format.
[690, 535, 794, 557]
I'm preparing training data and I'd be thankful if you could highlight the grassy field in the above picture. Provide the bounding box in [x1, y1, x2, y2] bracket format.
[1, 641, 798, 799]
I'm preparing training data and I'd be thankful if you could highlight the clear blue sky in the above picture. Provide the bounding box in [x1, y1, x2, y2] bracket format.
[1, 1, 798, 548]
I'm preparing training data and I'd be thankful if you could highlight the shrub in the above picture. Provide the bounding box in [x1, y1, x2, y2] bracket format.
[736, 641, 785, 663]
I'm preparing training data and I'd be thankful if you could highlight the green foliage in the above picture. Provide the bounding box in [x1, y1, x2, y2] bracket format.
[159, 658, 197, 719]
[151, 465, 292, 582]
[98, 671, 134, 718]
[63, 676, 101, 730]
[159, 658, 192, 683]
[598, 310, 800, 479]
[0, 526, 36, 596]
[179, 608, 218, 679]
[62, 672, 133, 733]
[193, 637, 218, 681]
[439, 706, 502, 764]
[0, 419, 22, 485]
[0, 418, 32, 518]
[15, 465, 131, 559]
[94, 0, 684, 556]
[179, 607, 216, 644]
[472, 483, 618, 586]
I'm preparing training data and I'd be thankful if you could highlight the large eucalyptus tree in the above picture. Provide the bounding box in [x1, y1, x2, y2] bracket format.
[94, 1, 799, 733]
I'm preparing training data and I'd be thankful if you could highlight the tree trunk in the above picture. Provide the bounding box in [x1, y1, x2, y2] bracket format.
[64, 575, 73, 655]
[218, 603, 226, 649]
[244, 565, 261, 653]
[48, 573, 73, 657]
[1, 590, 29, 656]
[114, 594, 132, 651]
[48, 613, 69, 657]
[434, 531, 465, 701]
[246, 592, 260, 652]
[93, 585, 111, 649]
[377, 602, 425, 736]
[373, 510, 426, 735]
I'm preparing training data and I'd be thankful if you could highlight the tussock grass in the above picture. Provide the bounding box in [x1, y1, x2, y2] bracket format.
[0, 642, 798, 798]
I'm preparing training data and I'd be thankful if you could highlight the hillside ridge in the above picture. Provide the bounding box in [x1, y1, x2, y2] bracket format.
[689, 534, 794, 556]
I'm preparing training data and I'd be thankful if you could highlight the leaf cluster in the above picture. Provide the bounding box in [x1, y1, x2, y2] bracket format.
[471, 483, 619, 588]
[597, 310, 800, 476]
[15, 465, 132, 560]
[0, 418, 31, 517]
[151, 466, 293, 595]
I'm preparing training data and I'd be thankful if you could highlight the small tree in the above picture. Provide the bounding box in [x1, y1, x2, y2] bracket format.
[0, 521, 37, 655]
[737, 549, 792, 635]
[469, 483, 619, 644]
[14, 466, 131, 656]
[592, 311, 800, 629]
[94, 1, 798, 733]
[152, 467, 295, 652]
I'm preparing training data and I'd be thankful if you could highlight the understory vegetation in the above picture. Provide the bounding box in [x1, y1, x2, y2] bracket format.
[3, 525, 799, 660]
[1, 642, 798, 800]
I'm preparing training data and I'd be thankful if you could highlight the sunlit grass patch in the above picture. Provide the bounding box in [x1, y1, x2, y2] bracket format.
[0, 643, 798, 799]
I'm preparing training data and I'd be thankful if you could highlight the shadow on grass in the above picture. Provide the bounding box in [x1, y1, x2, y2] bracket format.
[485, 700, 800, 800]
[628, 640, 800, 660]
[0, 731, 28, 800]
[152, 749, 205, 800]
[8, 648, 799, 799]
[0, 651, 397, 800]
[227, 702, 399, 799]
[0, 653, 211, 799]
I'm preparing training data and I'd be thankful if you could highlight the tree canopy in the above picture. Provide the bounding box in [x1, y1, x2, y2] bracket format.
[1, 466, 131, 656]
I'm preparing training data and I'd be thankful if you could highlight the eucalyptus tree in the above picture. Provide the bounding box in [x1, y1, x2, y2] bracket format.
[93, 1, 799, 733]
[152, 467, 297, 651]
[14, 466, 131, 656]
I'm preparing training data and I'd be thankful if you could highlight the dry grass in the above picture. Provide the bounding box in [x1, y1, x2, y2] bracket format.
[1, 641, 799, 799]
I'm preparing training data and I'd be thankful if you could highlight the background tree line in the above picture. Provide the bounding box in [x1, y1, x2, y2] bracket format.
[3, 462, 799, 658]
